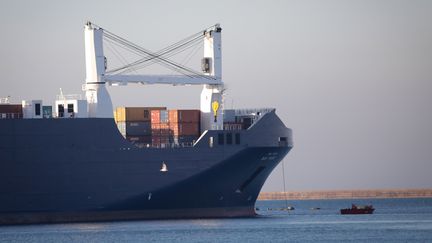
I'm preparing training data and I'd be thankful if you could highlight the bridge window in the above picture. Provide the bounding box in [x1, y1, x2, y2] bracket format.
[226, 133, 232, 145]
[58, 104, 64, 118]
[218, 133, 224, 145]
[35, 103, 41, 116]
[67, 104, 74, 113]
[279, 137, 288, 147]
[235, 133, 241, 144]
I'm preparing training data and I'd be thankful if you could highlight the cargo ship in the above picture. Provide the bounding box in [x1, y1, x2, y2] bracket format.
[0, 22, 293, 225]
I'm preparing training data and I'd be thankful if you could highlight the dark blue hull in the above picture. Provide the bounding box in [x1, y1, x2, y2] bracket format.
[0, 110, 292, 224]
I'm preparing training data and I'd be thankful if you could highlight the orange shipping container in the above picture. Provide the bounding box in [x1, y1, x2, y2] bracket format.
[152, 128, 171, 136]
[151, 110, 169, 123]
[151, 110, 160, 123]
[168, 110, 200, 123]
[170, 122, 200, 136]
[151, 123, 170, 129]
[151, 123, 171, 136]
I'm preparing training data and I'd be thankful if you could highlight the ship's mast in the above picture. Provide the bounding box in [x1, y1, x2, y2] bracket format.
[201, 25, 224, 131]
[83, 22, 224, 131]
[84, 22, 113, 118]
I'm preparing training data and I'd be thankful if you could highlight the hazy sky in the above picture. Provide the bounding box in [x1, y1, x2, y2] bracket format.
[1, 0, 431, 191]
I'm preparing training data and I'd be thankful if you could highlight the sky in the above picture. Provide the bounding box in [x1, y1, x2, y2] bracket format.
[1, 0, 431, 191]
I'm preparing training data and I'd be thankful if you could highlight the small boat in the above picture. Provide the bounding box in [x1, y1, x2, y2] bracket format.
[340, 204, 374, 214]
[279, 206, 295, 211]
[266, 206, 294, 211]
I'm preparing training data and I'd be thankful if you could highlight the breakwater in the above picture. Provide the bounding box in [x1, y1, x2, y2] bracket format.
[258, 189, 432, 200]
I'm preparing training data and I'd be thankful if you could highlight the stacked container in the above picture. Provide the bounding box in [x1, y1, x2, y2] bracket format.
[168, 109, 200, 145]
[115, 107, 165, 122]
[151, 110, 171, 147]
[0, 104, 23, 119]
[115, 107, 166, 146]
[114, 107, 201, 147]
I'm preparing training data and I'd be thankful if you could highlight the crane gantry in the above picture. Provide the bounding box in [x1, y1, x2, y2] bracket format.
[83, 22, 224, 131]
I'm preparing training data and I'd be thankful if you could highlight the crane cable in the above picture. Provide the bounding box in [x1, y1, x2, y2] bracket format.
[104, 32, 202, 74]
[92, 23, 217, 79]
[103, 31, 201, 78]
[103, 36, 199, 77]
[116, 36, 204, 75]
[109, 34, 203, 75]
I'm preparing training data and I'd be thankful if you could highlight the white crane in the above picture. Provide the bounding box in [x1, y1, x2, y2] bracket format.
[83, 22, 224, 131]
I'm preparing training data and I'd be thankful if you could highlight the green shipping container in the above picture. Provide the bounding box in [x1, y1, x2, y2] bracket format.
[42, 106, 52, 118]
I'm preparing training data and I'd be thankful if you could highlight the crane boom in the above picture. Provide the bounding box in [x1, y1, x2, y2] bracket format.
[104, 74, 221, 86]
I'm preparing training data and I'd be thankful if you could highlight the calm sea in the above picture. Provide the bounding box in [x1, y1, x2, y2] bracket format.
[1, 198, 431, 242]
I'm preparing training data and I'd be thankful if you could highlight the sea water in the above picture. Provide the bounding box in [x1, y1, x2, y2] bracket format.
[1, 198, 431, 242]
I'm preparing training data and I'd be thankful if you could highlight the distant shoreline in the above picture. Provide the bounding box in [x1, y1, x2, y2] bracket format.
[258, 189, 432, 200]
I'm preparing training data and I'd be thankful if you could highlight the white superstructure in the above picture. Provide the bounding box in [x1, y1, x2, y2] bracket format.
[54, 93, 88, 118]
[22, 100, 42, 119]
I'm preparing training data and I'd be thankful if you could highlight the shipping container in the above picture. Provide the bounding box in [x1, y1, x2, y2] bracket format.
[151, 110, 169, 123]
[116, 107, 166, 122]
[160, 110, 168, 123]
[151, 122, 170, 129]
[0, 104, 23, 119]
[151, 123, 172, 136]
[126, 135, 152, 148]
[151, 110, 160, 123]
[126, 135, 152, 143]
[42, 106, 52, 119]
[117, 122, 126, 136]
[170, 122, 200, 136]
[151, 136, 170, 142]
[152, 136, 170, 147]
[168, 109, 200, 123]
[117, 121, 152, 136]
[113, 110, 118, 122]
[127, 121, 152, 136]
